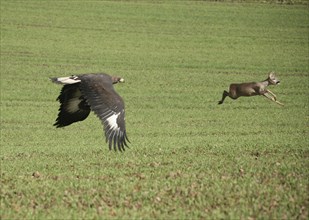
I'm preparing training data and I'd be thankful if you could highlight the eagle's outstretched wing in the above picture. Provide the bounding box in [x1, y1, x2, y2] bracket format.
[78, 74, 129, 151]
[54, 83, 91, 128]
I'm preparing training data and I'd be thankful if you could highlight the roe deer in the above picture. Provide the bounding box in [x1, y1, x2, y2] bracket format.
[218, 72, 284, 106]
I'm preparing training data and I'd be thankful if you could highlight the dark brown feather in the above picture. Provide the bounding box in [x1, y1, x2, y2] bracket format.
[78, 74, 129, 151]
[54, 84, 90, 127]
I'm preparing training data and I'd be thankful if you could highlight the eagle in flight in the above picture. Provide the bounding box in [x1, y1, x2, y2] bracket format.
[50, 73, 129, 151]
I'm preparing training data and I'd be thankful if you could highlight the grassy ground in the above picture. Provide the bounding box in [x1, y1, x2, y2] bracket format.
[1, 1, 308, 219]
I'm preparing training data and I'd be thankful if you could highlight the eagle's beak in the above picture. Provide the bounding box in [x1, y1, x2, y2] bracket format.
[119, 78, 125, 83]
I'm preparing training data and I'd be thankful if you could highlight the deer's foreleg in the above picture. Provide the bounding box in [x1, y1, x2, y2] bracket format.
[265, 89, 277, 100]
[262, 93, 284, 106]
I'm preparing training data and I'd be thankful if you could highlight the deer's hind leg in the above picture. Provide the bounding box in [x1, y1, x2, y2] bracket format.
[218, 90, 229, 105]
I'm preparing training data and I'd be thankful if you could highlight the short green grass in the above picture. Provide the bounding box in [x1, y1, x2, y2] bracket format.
[1, 1, 308, 219]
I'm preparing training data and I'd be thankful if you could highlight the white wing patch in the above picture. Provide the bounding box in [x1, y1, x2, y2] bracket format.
[66, 98, 81, 113]
[65, 89, 82, 113]
[106, 112, 120, 131]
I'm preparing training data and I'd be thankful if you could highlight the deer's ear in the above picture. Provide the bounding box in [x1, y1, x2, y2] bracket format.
[269, 71, 275, 78]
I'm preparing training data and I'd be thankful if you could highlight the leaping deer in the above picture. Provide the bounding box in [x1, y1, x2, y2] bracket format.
[218, 72, 284, 106]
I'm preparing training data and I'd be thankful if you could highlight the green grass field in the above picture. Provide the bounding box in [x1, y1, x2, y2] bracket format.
[1, 1, 308, 219]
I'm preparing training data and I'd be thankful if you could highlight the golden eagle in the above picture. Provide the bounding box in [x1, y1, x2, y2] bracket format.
[51, 73, 129, 151]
